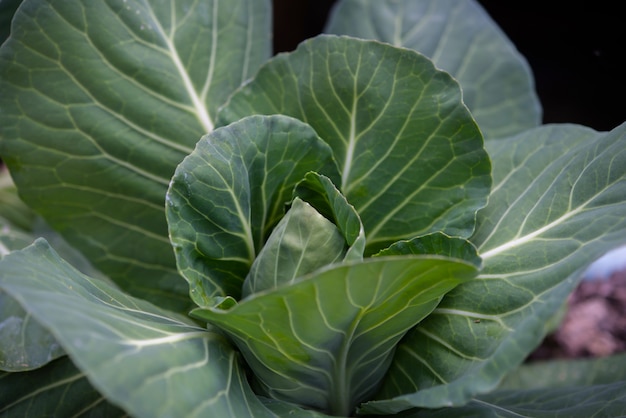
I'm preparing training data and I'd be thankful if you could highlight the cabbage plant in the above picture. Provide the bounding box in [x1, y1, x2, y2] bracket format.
[1, 0, 625, 416]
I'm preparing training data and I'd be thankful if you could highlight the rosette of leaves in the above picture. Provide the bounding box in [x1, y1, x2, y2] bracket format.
[165, 101, 487, 413]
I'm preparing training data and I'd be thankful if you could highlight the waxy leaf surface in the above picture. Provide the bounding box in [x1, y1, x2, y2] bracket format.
[0, 357, 126, 416]
[400, 381, 626, 417]
[293, 172, 366, 262]
[166, 115, 340, 305]
[361, 123, 626, 414]
[192, 256, 478, 416]
[218, 35, 491, 252]
[325, 0, 541, 140]
[499, 353, 626, 391]
[0, 196, 59, 372]
[0, 0, 271, 310]
[0, 240, 279, 418]
[243, 198, 347, 297]
[376, 233, 481, 269]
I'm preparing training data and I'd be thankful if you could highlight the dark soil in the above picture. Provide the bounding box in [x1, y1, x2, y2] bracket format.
[530, 268, 626, 360]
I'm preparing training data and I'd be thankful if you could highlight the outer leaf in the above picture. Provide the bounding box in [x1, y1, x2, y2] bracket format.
[362, 124, 626, 413]
[0, 0, 271, 310]
[0, 172, 105, 371]
[499, 353, 626, 391]
[0, 290, 64, 372]
[375, 233, 481, 269]
[0, 240, 279, 418]
[0, 357, 127, 417]
[293, 172, 366, 262]
[260, 398, 335, 418]
[166, 115, 340, 305]
[0, 167, 35, 232]
[325, 0, 541, 140]
[218, 35, 491, 252]
[0, 212, 63, 372]
[242, 198, 347, 297]
[398, 381, 626, 417]
[191, 256, 478, 416]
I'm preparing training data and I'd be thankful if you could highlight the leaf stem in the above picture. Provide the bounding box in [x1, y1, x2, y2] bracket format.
[329, 309, 362, 416]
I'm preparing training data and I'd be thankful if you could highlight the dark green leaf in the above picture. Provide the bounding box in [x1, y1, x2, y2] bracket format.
[0, 356, 127, 417]
[397, 382, 626, 417]
[0, 290, 64, 371]
[218, 35, 491, 252]
[362, 124, 626, 413]
[294, 172, 366, 262]
[166, 115, 340, 305]
[242, 197, 347, 297]
[0, 240, 279, 418]
[0, 167, 35, 232]
[0, 0, 272, 310]
[375, 233, 481, 269]
[191, 256, 478, 416]
[499, 353, 626, 391]
[325, 0, 541, 140]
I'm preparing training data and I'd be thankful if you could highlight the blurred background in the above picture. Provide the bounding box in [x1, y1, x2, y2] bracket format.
[273, 0, 624, 132]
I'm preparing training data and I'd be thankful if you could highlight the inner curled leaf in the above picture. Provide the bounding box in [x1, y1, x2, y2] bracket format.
[242, 197, 347, 297]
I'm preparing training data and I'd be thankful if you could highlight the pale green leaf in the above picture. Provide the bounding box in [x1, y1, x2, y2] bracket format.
[242, 198, 347, 297]
[217, 35, 491, 253]
[260, 397, 335, 417]
[375, 233, 481, 269]
[325, 0, 541, 140]
[0, 203, 55, 372]
[398, 381, 626, 417]
[0, 357, 127, 417]
[191, 256, 478, 416]
[0, 177, 103, 372]
[0, 0, 271, 310]
[293, 172, 366, 262]
[0, 290, 64, 372]
[0, 240, 279, 418]
[166, 115, 340, 305]
[499, 353, 626, 391]
[362, 123, 626, 413]
[0, 215, 64, 372]
[0, 167, 35, 232]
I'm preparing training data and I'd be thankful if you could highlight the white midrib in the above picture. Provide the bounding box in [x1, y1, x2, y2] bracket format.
[342, 100, 358, 190]
[153, 3, 214, 134]
[330, 312, 360, 417]
[166, 39, 214, 133]
[123, 330, 209, 348]
[481, 205, 584, 260]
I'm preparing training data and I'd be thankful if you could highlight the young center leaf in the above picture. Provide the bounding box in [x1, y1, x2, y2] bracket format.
[166, 115, 341, 306]
[243, 173, 366, 297]
[360, 123, 626, 414]
[325, 0, 541, 140]
[0, 240, 283, 418]
[191, 256, 478, 417]
[0, 0, 271, 310]
[242, 198, 348, 297]
[242, 198, 347, 297]
[217, 35, 491, 253]
[293, 172, 366, 263]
